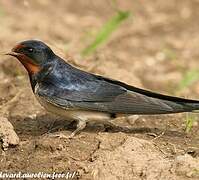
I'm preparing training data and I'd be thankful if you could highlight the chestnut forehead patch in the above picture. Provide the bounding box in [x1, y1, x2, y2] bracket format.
[12, 44, 26, 52]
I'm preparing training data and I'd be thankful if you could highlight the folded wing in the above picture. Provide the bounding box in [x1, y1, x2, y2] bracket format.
[36, 71, 199, 114]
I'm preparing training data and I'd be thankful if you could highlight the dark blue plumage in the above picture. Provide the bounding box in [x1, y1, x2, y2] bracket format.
[29, 47, 199, 115]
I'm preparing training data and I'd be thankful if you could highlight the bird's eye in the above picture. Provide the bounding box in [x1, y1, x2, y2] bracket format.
[28, 48, 33, 52]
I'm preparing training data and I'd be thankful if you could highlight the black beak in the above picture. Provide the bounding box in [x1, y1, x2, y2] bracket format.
[5, 52, 19, 57]
[5, 44, 25, 57]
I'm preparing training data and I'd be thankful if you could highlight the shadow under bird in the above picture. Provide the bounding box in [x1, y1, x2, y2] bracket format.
[6, 40, 199, 138]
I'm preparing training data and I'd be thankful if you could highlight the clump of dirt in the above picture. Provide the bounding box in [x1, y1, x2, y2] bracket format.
[90, 133, 175, 180]
[0, 0, 199, 180]
[88, 133, 199, 180]
[0, 117, 19, 150]
[175, 154, 199, 178]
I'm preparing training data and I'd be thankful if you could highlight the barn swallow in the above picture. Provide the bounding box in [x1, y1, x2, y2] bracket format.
[6, 40, 199, 138]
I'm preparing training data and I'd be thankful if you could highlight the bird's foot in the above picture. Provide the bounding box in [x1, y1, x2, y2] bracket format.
[48, 132, 85, 139]
[48, 133, 70, 139]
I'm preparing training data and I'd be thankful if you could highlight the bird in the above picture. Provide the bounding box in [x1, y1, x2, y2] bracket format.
[6, 40, 199, 138]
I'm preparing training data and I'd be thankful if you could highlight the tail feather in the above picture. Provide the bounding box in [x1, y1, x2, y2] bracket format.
[110, 91, 199, 114]
[101, 77, 199, 113]
[118, 80, 199, 113]
[159, 99, 199, 113]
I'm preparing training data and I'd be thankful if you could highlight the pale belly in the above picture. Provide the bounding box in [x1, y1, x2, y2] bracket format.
[35, 94, 112, 122]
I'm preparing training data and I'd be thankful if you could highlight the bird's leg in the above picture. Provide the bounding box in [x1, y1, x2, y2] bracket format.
[68, 119, 87, 138]
[48, 118, 87, 139]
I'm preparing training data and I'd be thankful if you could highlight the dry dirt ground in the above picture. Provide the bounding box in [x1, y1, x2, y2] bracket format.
[0, 0, 199, 179]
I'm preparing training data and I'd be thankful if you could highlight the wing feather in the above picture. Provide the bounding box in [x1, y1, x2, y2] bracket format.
[36, 63, 199, 114]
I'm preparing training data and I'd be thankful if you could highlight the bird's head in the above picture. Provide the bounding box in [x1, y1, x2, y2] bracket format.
[7, 40, 55, 75]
